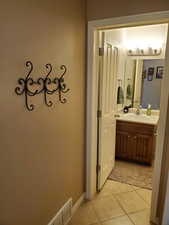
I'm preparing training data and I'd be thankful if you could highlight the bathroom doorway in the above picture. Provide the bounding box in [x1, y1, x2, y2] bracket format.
[86, 11, 169, 225]
[97, 24, 168, 193]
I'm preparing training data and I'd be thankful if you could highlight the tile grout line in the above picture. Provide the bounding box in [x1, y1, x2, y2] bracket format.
[98, 214, 131, 224]
[112, 189, 137, 195]
[113, 194, 135, 225]
[99, 215, 136, 225]
[92, 182, 149, 224]
[108, 180, 142, 191]
[93, 190, 134, 200]
[127, 207, 150, 215]
[90, 197, 126, 225]
[134, 189, 151, 206]
[125, 190, 151, 224]
[113, 192, 151, 225]
[73, 181, 151, 225]
[90, 200, 103, 225]
[90, 193, 132, 225]
[115, 195, 150, 216]
[127, 205, 151, 225]
[127, 214, 137, 225]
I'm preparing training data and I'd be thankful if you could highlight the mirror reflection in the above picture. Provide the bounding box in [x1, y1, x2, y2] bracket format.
[122, 59, 164, 110]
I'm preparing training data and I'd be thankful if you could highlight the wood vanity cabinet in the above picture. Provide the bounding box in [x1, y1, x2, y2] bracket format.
[116, 120, 156, 165]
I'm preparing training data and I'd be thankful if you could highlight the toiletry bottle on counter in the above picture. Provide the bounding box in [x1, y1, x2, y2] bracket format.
[146, 104, 152, 116]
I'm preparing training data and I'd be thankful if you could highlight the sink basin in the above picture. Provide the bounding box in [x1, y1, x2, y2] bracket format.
[117, 113, 159, 125]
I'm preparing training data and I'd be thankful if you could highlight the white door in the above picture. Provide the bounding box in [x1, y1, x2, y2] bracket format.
[97, 32, 118, 190]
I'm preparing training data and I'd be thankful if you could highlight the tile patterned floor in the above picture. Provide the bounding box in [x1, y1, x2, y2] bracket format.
[69, 180, 152, 225]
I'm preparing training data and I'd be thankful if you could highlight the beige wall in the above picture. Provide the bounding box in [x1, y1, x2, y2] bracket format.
[87, 0, 169, 21]
[0, 1, 85, 225]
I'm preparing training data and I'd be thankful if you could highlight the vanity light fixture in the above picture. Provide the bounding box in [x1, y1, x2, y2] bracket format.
[127, 47, 162, 56]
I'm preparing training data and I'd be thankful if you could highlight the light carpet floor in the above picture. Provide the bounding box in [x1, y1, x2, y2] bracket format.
[109, 160, 153, 190]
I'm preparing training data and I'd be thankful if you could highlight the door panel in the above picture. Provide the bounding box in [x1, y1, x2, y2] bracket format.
[98, 33, 118, 190]
[135, 134, 153, 164]
[116, 131, 129, 158]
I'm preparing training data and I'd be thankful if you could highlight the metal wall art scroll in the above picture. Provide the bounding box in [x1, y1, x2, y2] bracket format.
[15, 61, 70, 111]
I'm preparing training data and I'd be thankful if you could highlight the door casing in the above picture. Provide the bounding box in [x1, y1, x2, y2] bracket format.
[86, 10, 169, 225]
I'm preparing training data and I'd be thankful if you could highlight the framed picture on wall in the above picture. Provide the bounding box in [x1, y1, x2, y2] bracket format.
[156, 66, 164, 79]
[147, 67, 154, 81]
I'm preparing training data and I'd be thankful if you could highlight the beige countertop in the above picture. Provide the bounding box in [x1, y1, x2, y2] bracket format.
[116, 112, 159, 125]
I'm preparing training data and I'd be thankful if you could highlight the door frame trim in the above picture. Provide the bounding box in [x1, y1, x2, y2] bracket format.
[86, 10, 169, 225]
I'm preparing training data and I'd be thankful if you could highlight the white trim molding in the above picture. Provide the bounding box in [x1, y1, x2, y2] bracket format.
[86, 10, 169, 225]
[72, 193, 85, 215]
[88, 10, 169, 29]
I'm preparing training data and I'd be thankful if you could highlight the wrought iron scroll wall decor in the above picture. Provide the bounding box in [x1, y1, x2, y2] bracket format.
[15, 61, 70, 111]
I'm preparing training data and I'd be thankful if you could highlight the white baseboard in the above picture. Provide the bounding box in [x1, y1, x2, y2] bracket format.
[72, 193, 85, 216]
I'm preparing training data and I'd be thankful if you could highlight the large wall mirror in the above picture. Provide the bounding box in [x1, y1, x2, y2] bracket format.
[124, 58, 164, 110]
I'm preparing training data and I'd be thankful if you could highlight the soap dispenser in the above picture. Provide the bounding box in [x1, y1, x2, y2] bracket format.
[146, 104, 152, 116]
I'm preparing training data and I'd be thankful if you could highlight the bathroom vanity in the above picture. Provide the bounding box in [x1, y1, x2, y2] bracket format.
[115, 56, 162, 165]
[115, 113, 158, 165]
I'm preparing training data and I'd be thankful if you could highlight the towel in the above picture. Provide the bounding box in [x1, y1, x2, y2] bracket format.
[126, 84, 132, 100]
[117, 86, 124, 104]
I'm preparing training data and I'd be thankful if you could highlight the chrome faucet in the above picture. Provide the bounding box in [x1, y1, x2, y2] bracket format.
[136, 105, 142, 115]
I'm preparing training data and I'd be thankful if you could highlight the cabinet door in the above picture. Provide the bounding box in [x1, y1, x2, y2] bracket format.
[135, 134, 153, 164]
[127, 134, 137, 161]
[116, 131, 128, 158]
[116, 120, 155, 164]
[116, 131, 135, 159]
